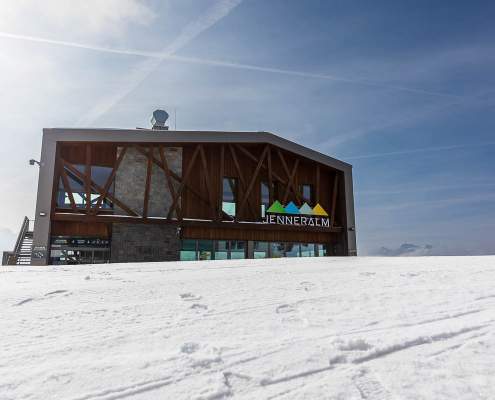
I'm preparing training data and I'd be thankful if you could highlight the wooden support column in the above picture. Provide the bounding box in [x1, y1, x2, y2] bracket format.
[315, 164, 320, 204]
[330, 172, 339, 228]
[267, 145, 273, 203]
[85, 144, 91, 213]
[218, 145, 225, 221]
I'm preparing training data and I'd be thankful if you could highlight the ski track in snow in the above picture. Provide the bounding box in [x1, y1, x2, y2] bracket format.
[1, 256, 495, 399]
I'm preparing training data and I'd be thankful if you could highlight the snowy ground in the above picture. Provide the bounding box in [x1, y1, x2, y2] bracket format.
[1, 256, 494, 399]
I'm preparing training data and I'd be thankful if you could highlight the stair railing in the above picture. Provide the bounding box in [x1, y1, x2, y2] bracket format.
[11, 217, 31, 265]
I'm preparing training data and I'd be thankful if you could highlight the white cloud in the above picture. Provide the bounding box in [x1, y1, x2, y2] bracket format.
[0, 227, 16, 252]
[0, 0, 154, 39]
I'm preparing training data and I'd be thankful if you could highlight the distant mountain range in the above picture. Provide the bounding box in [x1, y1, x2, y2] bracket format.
[376, 243, 434, 257]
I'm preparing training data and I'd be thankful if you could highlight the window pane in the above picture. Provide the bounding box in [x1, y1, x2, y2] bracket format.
[215, 240, 228, 260]
[260, 182, 271, 217]
[222, 202, 236, 217]
[222, 177, 237, 217]
[180, 239, 197, 261]
[270, 242, 284, 258]
[180, 251, 197, 261]
[230, 241, 246, 259]
[198, 240, 213, 261]
[317, 244, 327, 257]
[301, 184, 313, 203]
[254, 241, 268, 259]
[284, 243, 300, 257]
[301, 243, 316, 257]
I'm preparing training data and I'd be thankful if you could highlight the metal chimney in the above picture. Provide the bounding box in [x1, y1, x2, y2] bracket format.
[150, 109, 169, 130]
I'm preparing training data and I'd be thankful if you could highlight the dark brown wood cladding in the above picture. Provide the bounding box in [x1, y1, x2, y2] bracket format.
[51, 221, 110, 238]
[182, 226, 338, 244]
[52, 141, 346, 238]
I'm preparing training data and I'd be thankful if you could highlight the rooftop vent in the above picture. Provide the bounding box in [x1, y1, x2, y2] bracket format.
[151, 109, 169, 130]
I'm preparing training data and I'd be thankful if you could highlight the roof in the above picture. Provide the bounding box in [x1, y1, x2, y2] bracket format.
[43, 128, 352, 171]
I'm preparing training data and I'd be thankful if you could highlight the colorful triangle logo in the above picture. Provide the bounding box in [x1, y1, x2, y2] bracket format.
[299, 202, 314, 215]
[312, 203, 329, 216]
[266, 200, 286, 214]
[284, 201, 300, 214]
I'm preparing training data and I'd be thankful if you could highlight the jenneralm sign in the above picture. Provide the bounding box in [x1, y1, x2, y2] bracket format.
[263, 200, 331, 228]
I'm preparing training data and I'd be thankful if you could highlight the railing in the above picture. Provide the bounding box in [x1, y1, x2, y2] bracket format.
[2, 217, 32, 266]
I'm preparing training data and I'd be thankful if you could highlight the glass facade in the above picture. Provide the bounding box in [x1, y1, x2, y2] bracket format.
[57, 165, 113, 209]
[180, 239, 247, 261]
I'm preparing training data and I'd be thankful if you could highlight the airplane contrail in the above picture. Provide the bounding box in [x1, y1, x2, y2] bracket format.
[75, 0, 244, 125]
[0, 18, 464, 127]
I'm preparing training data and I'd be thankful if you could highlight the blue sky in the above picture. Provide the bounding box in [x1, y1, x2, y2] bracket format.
[0, 0, 494, 255]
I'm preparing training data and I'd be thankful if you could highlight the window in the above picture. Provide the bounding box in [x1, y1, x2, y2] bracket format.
[215, 240, 229, 260]
[222, 177, 237, 218]
[300, 184, 314, 204]
[254, 241, 268, 259]
[57, 165, 113, 209]
[301, 243, 316, 257]
[270, 242, 284, 258]
[316, 244, 327, 257]
[182, 240, 247, 260]
[198, 240, 214, 260]
[180, 239, 197, 261]
[284, 243, 300, 258]
[260, 181, 270, 217]
[230, 241, 246, 259]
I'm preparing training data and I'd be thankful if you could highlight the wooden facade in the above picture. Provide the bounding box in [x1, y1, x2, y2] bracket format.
[30, 128, 356, 265]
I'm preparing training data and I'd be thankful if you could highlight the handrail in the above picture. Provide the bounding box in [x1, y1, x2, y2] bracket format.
[11, 217, 31, 264]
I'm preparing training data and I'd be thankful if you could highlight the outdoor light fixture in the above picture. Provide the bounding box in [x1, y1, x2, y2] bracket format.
[29, 159, 41, 167]
[39, 212, 47, 217]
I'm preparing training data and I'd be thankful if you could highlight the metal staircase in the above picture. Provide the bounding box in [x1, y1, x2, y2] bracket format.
[2, 217, 34, 266]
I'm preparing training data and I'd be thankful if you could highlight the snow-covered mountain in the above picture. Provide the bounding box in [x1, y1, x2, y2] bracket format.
[1, 256, 494, 399]
[376, 243, 434, 256]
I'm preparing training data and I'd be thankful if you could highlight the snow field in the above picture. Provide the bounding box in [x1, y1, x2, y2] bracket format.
[1, 256, 494, 399]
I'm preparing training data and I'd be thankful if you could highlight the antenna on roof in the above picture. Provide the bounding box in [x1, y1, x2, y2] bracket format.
[174, 107, 177, 130]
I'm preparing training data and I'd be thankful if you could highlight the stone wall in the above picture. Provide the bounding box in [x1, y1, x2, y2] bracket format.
[113, 146, 182, 217]
[111, 146, 182, 263]
[111, 223, 180, 263]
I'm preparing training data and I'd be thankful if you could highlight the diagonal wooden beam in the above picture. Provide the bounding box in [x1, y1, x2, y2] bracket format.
[330, 173, 339, 229]
[282, 159, 300, 203]
[94, 146, 128, 212]
[235, 144, 286, 184]
[278, 149, 301, 204]
[134, 145, 215, 216]
[85, 144, 92, 213]
[158, 145, 181, 219]
[63, 160, 140, 217]
[60, 168, 77, 210]
[167, 145, 201, 219]
[228, 145, 257, 219]
[237, 145, 269, 219]
[198, 145, 216, 220]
